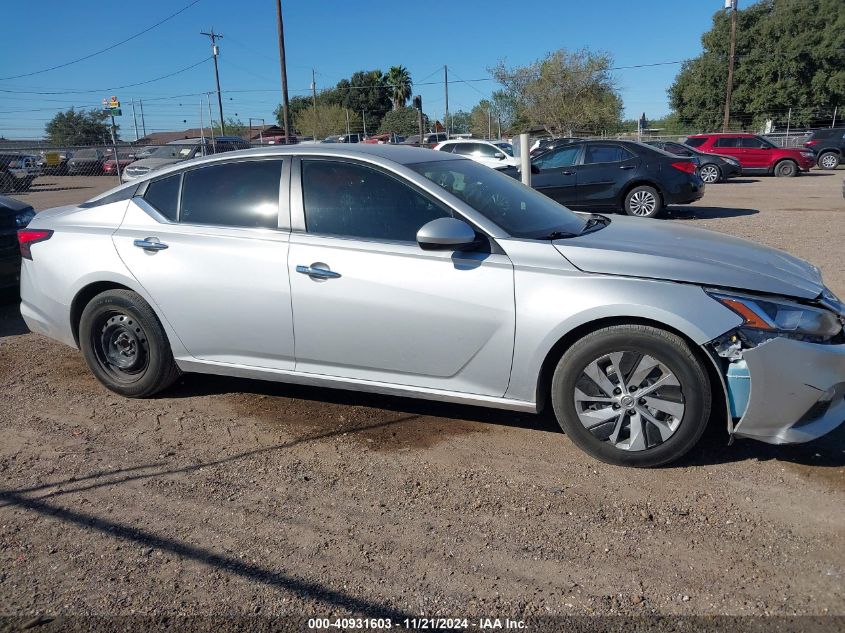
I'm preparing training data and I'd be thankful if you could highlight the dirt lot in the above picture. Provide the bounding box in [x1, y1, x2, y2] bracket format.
[1, 172, 844, 629]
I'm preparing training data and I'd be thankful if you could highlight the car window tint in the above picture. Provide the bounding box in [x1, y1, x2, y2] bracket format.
[452, 143, 479, 156]
[584, 144, 626, 164]
[180, 160, 282, 229]
[143, 174, 180, 221]
[437, 144, 457, 153]
[301, 159, 451, 242]
[663, 143, 693, 156]
[685, 138, 706, 148]
[739, 137, 766, 149]
[714, 137, 739, 148]
[533, 145, 580, 170]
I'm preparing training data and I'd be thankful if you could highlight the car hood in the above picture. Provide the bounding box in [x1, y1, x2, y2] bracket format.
[553, 215, 824, 300]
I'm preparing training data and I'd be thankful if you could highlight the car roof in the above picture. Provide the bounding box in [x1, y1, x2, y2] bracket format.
[688, 132, 756, 137]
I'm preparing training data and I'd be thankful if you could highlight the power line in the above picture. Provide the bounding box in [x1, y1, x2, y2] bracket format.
[0, 0, 204, 81]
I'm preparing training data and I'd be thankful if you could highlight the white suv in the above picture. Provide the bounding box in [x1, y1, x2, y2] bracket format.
[434, 139, 518, 170]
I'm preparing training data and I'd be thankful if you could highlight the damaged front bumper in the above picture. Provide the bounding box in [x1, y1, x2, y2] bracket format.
[731, 337, 845, 444]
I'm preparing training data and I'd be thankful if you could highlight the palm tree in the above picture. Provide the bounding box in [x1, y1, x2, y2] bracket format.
[386, 66, 412, 111]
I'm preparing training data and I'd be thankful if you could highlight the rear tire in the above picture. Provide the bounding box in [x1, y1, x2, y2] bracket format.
[818, 152, 840, 170]
[79, 289, 181, 398]
[699, 163, 721, 184]
[774, 160, 798, 177]
[550, 324, 711, 467]
[623, 185, 663, 218]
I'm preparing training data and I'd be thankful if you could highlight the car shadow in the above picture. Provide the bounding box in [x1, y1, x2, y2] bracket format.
[164, 373, 844, 470]
[665, 206, 759, 220]
[0, 290, 28, 338]
[721, 178, 760, 184]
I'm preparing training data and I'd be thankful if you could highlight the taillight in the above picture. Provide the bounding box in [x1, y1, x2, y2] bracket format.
[18, 229, 53, 260]
[804, 140, 819, 147]
[671, 161, 697, 174]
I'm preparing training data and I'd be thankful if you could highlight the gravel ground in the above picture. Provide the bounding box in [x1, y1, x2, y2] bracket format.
[1, 171, 844, 630]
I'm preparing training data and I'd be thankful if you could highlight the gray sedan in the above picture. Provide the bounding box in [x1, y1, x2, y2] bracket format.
[18, 145, 845, 467]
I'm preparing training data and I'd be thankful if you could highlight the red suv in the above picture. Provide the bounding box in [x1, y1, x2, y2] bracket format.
[685, 133, 816, 177]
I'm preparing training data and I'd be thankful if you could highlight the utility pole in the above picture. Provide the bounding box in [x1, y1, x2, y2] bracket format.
[131, 99, 139, 141]
[139, 99, 147, 138]
[362, 111, 367, 137]
[722, 0, 738, 132]
[200, 28, 226, 135]
[345, 109, 350, 136]
[487, 109, 492, 139]
[832, 106, 838, 128]
[275, 0, 292, 144]
[206, 93, 216, 152]
[785, 107, 792, 140]
[444, 65, 450, 139]
[311, 69, 318, 140]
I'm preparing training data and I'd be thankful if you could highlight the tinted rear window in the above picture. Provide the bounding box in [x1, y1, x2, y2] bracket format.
[713, 137, 740, 148]
[684, 138, 707, 148]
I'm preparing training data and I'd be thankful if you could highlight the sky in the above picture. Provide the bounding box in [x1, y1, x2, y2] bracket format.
[0, 0, 737, 140]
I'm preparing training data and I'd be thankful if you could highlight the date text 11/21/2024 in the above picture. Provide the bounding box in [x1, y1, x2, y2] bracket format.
[307, 617, 527, 629]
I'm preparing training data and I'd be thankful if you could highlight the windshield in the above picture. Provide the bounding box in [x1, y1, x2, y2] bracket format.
[493, 142, 513, 156]
[150, 145, 196, 159]
[409, 158, 588, 239]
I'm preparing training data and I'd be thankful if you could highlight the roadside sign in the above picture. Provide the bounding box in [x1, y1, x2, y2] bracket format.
[103, 96, 121, 116]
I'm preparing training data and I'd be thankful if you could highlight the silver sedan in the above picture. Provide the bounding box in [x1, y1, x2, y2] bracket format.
[18, 144, 845, 467]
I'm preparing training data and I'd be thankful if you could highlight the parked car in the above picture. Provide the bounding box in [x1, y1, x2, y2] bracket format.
[434, 139, 518, 170]
[38, 149, 73, 175]
[510, 140, 703, 218]
[103, 150, 137, 175]
[401, 133, 448, 149]
[530, 137, 582, 157]
[67, 148, 107, 176]
[132, 146, 165, 161]
[685, 133, 816, 177]
[0, 154, 41, 192]
[0, 195, 35, 289]
[644, 140, 742, 183]
[362, 133, 404, 144]
[19, 144, 845, 467]
[322, 133, 363, 144]
[121, 137, 249, 182]
[802, 127, 845, 169]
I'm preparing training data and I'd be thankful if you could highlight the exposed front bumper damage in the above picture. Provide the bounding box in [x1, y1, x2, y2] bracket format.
[732, 337, 845, 444]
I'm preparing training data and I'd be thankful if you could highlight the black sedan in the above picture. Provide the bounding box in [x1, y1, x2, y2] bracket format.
[644, 140, 742, 183]
[509, 140, 704, 218]
[0, 196, 35, 289]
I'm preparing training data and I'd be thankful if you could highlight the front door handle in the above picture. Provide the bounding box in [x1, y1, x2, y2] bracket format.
[619, 165, 634, 170]
[296, 264, 341, 280]
[133, 237, 168, 252]
[561, 170, 575, 175]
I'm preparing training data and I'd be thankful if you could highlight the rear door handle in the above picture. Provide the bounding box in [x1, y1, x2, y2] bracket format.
[619, 165, 634, 170]
[133, 238, 168, 252]
[296, 264, 341, 280]
[561, 170, 575, 175]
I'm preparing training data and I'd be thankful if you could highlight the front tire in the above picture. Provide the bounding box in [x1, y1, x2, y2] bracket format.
[699, 163, 721, 184]
[774, 160, 798, 177]
[818, 152, 840, 170]
[79, 289, 180, 398]
[550, 324, 711, 467]
[624, 185, 663, 218]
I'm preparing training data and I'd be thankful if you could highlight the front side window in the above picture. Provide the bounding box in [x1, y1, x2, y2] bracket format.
[411, 159, 587, 239]
[180, 160, 282, 229]
[143, 173, 180, 221]
[533, 145, 581, 170]
[301, 159, 450, 242]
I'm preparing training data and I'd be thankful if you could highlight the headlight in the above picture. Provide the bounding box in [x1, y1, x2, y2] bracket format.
[708, 290, 843, 342]
[801, 152, 815, 158]
[14, 208, 36, 228]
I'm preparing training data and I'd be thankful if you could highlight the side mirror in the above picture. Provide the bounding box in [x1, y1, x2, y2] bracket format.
[417, 217, 477, 251]
[495, 152, 505, 160]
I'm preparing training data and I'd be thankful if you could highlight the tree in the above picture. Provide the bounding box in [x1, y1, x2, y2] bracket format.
[212, 117, 248, 138]
[294, 104, 361, 140]
[669, 0, 845, 131]
[274, 95, 313, 128]
[386, 66, 412, 110]
[449, 110, 471, 135]
[335, 70, 392, 131]
[490, 90, 522, 134]
[469, 101, 494, 138]
[45, 108, 114, 145]
[378, 106, 428, 136]
[491, 48, 623, 136]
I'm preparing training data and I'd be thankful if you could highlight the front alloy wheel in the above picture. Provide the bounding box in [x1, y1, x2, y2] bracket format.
[551, 324, 711, 467]
[699, 164, 721, 184]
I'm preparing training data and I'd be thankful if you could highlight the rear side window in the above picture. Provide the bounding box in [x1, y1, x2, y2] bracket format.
[180, 160, 282, 229]
[684, 138, 707, 148]
[713, 137, 740, 148]
[584, 144, 629, 164]
[143, 174, 180, 221]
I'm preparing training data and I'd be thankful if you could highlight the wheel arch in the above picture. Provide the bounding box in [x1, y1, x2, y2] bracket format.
[70, 281, 136, 347]
[533, 315, 730, 437]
